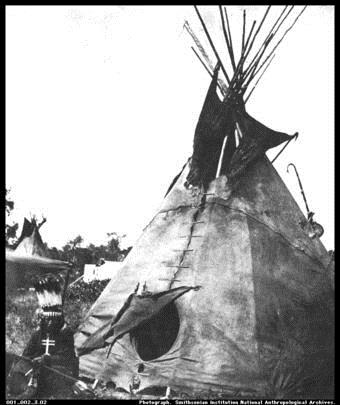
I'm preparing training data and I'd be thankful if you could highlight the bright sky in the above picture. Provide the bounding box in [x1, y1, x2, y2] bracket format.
[6, 6, 334, 251]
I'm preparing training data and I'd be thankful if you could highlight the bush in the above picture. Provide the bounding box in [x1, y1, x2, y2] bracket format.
[63, 279, 110, 330]
[66, 279, 109, 303]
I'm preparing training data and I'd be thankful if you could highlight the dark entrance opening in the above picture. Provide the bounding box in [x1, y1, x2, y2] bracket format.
[130, 302, 180, 361]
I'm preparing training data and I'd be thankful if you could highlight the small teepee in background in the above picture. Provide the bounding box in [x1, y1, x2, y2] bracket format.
[14, 216, 47, 256]
[75, 6, 333, 398]
[6, 217, 71, 290]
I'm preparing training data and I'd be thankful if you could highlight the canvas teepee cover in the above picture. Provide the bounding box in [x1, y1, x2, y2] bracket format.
[75, 155, 333, 397]
[75, 7, 333, 398]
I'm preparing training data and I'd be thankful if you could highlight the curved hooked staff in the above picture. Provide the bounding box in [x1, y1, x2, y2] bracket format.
[287, 163, 310, 216]
[287, 163, 324, 238]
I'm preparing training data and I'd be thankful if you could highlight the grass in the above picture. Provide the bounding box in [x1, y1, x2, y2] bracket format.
[6, 290, 40, 355]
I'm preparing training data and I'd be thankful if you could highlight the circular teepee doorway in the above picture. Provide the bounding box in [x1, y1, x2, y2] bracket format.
[130, 302, 180, 361]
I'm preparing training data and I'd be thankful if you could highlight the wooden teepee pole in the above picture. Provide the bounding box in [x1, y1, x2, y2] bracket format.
[243, 6, 271, 62]
[191, 47, 226, 94]
[252, 6, 307, 80]
[241, 6, 294, 89]
[184, 20, 214, 71]
[191, 46, 213, 78]
[243, 7, 294, 85]
[216, 135, 228, 178]
[270, 133, 298, 164]
[244, 54, 276, 103]
[242, 6, 290, 79]
[230, 19, 257, 92]
[194, 5, 231, 85]
[219, 6, 235, 71]
[223, 7, 237, 71]
[241, 10, 246, 56]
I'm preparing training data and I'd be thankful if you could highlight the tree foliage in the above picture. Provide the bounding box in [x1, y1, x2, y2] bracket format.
[5, 189, 19, 247]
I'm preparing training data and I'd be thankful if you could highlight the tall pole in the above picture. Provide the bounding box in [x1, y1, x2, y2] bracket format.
[216, 136, 228, 178]
[194, 6, 231, 85]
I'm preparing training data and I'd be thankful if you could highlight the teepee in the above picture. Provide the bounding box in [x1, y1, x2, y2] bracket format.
[6, 217, 71, 290]
[75, 6, 334, 398]
[14, 217, 47, 256]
